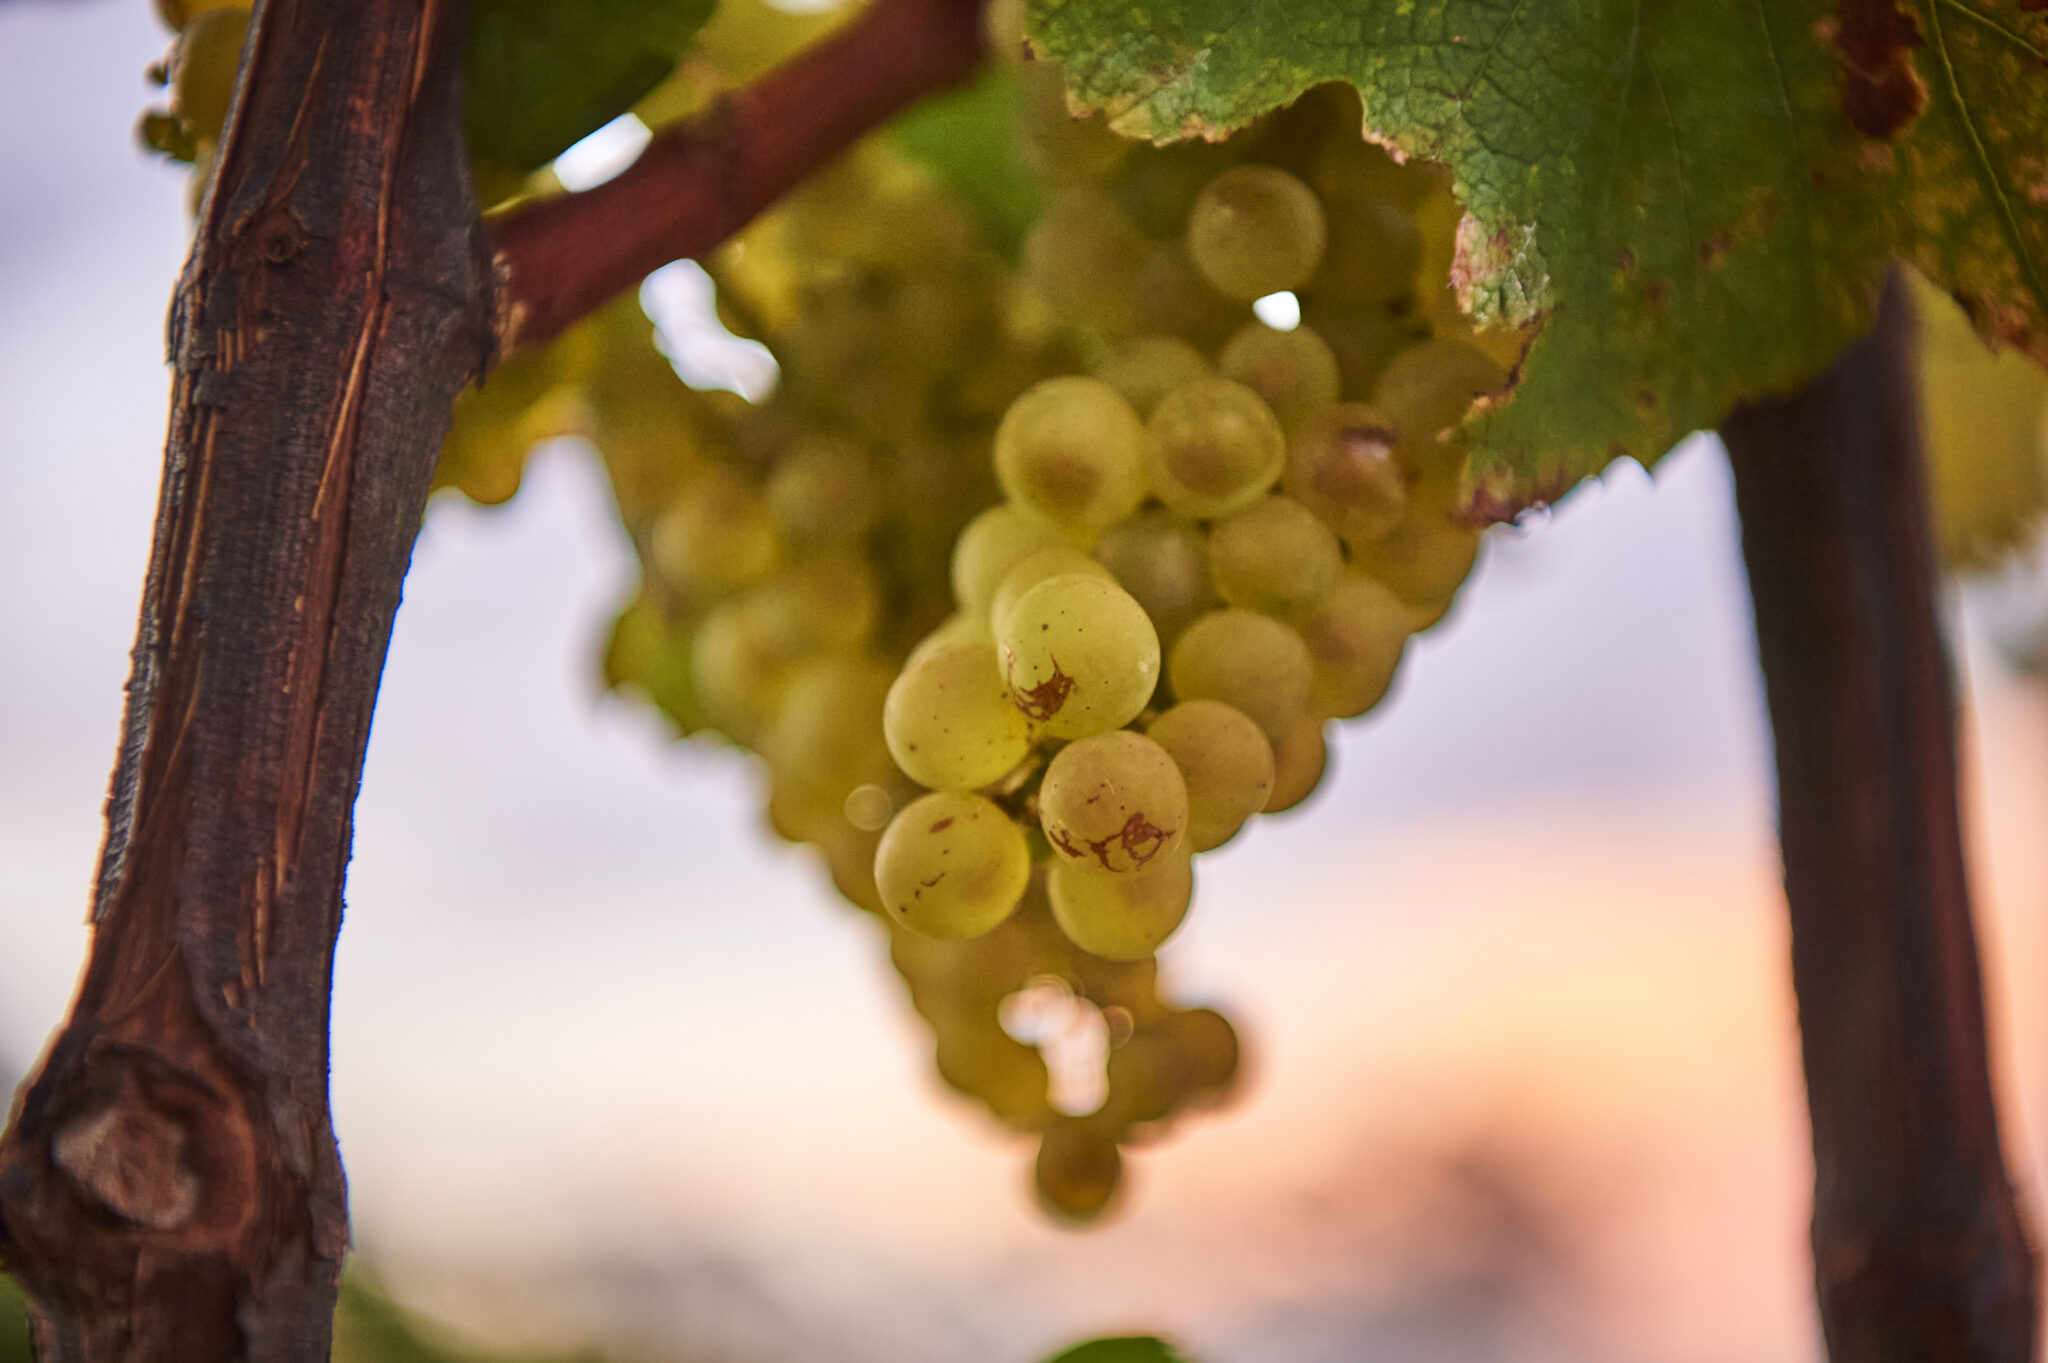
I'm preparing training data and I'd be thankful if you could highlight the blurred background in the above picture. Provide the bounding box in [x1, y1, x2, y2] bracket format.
[2, 2, 2045, 1361]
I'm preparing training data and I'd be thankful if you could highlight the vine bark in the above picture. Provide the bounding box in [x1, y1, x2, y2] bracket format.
[1723, 269, 2040, 1361]
[0, 0, 493, 1357]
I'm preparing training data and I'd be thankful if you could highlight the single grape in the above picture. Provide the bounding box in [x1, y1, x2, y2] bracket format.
[749, 553, 881, 658]
[1093, 510, 1215, 647]
[1219, 321, 1343, 429]
[1301, 571, 1410, 718]
[1264, 716, 1329, 813]
[1145, 700, 1275, 851]
[1186, 165, 1328, 300]
[767, 653, 897, 805]
[1146, 378, 1287, 518]
[1311, 190, 1423, 304]
[1284, 403, 1409, 541]
[1035, 1117, 1123, 1223]
[989, 546, 1115, 634]
[994, 377, 1150, 535]
[1168, 609, 1312, 740]
[1160, 1006, 1241, 1096]
[651, 467, 783, 598]
[1022, 185, 1147, 333]
[1094, 336, 1213, 418]
[952, 506, 1066, 620]
[170, 7, 247, 143]
[884, 639, 1035, 791]
[1347, 461, 1484, 627]
[998, 575, 1160, 739]
[1039, 730, 1189, 877]
[1133, 240, 1246, 354]
[1049, 848, 1194, 961]
[767, 433, 877, 549]
[875, 792, 1031, 939]
[934, 1019, 1054, 1131]
[692, 596, 792, 744]
[1372, 336, 1511, 445]
[1208, 494, 1342, 619]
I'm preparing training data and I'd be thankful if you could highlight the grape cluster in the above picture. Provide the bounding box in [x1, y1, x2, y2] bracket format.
[866, 89, 1515, 964]
[420, 74, 1523, 1220]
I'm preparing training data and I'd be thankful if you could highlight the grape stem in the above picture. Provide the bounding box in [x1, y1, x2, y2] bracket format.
[1722, 268, 2039, 1362]
[490, 0, 992, 352]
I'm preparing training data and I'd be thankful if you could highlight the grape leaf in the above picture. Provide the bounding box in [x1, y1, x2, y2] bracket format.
[1027, 0, 2048, 513]
[1042, 1337, 1191, 1363]
[466, 0, 715, 178]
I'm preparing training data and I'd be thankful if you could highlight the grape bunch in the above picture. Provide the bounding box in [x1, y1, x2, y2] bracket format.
[866, 90, 1517, 984]
[421, 65, 1523, 1220]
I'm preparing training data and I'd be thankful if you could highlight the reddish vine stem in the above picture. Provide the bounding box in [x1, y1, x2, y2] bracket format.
[1722, 269, 2039, 1362]
[490, 0, 991, 352]
[0, 0, 493, 1357]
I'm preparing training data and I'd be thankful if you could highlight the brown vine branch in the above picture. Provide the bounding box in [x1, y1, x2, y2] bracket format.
[0, 0, 493, 1356]
[1722, 269, 2039, 1362]
[490, 0, 990, 352]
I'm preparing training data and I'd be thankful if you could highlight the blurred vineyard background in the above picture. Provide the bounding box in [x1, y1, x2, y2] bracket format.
[4, 1, 2047, 1361]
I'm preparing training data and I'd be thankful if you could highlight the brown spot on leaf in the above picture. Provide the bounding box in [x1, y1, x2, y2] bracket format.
[1830, 0, 1928, 139]
[1617, 247, 1637, 274]
[1698, 230, 1733, 269]
[1645, 277, 1670, 310]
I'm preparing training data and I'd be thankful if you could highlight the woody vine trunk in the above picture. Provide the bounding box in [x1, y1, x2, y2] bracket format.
[1723, 270, 2040, 1362]
[0, 1, 493, 1357]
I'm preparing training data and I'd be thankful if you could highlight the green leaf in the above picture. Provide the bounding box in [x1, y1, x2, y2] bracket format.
[0, 1274, 30, 1363]
[1027, 0, 2048, 511]
[893, 65, 1044, 258]
[1042, 1337, 1190, 1363]
[466, 0, 716, 178]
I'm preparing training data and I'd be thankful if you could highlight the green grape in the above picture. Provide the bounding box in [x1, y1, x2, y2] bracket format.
[1208, 494, 1342, 619]
[884, 639, 1034, 791]
[952, 506, 1066, 620]
[1264, 716, 1329, 813]
[1168, 608, 1311, 740]
[170, 7, 247, 143]
[1159, 1006, 1241, 1096]
[1022, 185, 1147, 333]
[1145, 700, 1275, 851]
[692, 597, 793, 744]
[1146, 378, 1287, 519]
[1094, 336, 1212, 418]
[1311, 190, 1423, 304]
[1218, 321, 1342, 429]
[998, 575, 1161, 738]
[1284, 402, 1409, 541]
[1132, 240, 1248, 353]
[1186, 165, 1329, 301]
[875, 792, 1031, 939]
[843, 783, 897, 832]
[1048, 848, 1194, 961]
[1102, 1029, 1180, 1127]
[994, 377, 1150, 535]
[1039, 730, 1188, 876]
[1035, 1117, 1123, 1223]
[1310, 126, 1435, 212]
[651, 467, 783, 598]
[1349, 461, 1484, 628]
[1300, 571, 1411, 718]
[766, 653, 897, 805]
[603, 592, 704, 733]
[1372, 337, 1511, 444]
[934, 1019, 1055, 1131]
[750, 553, 881, 658]
[1297, 294, 1420, 401]
[767, 433, 877, 549]
[1093, 510, 1215, 647]
[988, 546, 1115, 633]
